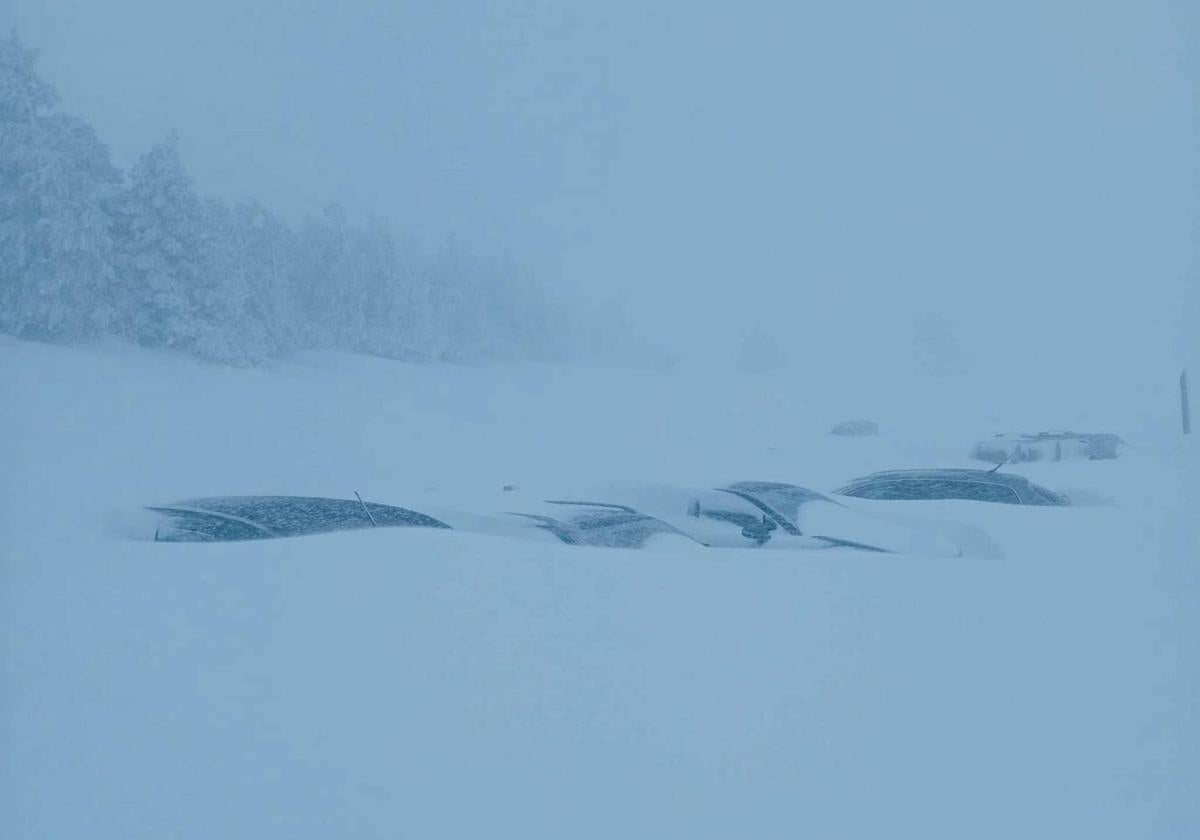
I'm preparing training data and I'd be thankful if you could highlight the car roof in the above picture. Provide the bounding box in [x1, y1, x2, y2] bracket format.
[153, 495, 451, 537]
[995, 430, 1123, 442]
[848, 469, 1036, 488]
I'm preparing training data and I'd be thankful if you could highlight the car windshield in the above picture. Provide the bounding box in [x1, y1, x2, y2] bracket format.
[720, 482, 829, 534]
[516, 506, 684, 548]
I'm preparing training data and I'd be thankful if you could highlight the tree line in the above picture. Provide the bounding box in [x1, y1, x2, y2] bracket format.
[0, 33, 571, 365]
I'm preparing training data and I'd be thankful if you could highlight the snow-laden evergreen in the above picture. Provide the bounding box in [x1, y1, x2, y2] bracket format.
[0, 35, 122, 341]
[114, 133, 216, 354]
[0, 32, 569, 365]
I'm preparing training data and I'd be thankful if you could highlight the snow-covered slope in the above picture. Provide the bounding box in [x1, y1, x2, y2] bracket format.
[2, 336, 1197, 838]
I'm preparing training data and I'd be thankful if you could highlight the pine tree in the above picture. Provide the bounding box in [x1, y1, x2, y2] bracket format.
[0, 32, 120, 340]
[113, 132, 209, 351]
[382, 234, 439, 361]
[0, 32, 569, 367]
[195, 198, 274, 364]
[0, 31, 56, 122]
[293, 203, 375, 350]
[427, 236, 490, 361]
[230, 198, 299, 354]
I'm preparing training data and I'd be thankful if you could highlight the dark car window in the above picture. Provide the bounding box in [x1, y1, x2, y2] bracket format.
[845, 479, 1020, 504]
[843, 480, 927, 500]
[150, 496, 450, 541]
[951, 481, 1021, 503]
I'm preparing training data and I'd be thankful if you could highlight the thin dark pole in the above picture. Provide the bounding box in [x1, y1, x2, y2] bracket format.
[1183, 370, 1192, 435]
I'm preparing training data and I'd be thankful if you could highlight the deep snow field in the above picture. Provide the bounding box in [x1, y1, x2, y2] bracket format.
[2, 335, 1197, 838]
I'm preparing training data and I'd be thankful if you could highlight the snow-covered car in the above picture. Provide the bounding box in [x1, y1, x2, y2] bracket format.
[144, 495, 686, 548]
[510, 501, 697, 549]
[833, 469, 1070, 506]
[971, 431, 1125, 464]
[829, 419, 879, 436]
[142, 481, 978, 556]
[148, 495, 451, 541]
[545, 482, 884, 551]
[567, 481, 971, 556]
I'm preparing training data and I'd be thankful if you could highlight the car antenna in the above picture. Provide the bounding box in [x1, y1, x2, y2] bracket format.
[986, 455, 1009, 474]
[354, 491, 380, 527]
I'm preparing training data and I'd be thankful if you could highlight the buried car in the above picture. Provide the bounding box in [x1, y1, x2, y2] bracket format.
[834, 469, 1070, 506]
[143, 494, 689, 548]
[572, 481, 972, 556]
[140, 481, 980, 556]
[971, 431, 1125, 464]
[147, 495, 452, 541]
[511, 501, 700, 549]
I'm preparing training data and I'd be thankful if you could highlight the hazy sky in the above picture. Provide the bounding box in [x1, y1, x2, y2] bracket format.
[5, 0, 1197, 373]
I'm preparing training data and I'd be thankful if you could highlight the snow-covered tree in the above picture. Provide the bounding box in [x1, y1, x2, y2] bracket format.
[196, 198, 277, 364]
[0, 32, 121, 340]
[0, 31, 56, 122]
[1, 33, 573, 367]
[113, 132, 211, 352]
[351, 218, 407, 357]
[386, 236, 441, 360]
[426, 236, 491, 361]
[478, 253, 565, 361]
[228, 198, 299, 354]
[292, 203, 361, 349]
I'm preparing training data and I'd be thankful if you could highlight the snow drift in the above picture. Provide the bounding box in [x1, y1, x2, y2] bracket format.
[2, 336, 1197, 839]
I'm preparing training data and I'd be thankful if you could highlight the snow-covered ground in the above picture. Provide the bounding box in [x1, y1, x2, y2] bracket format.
[2, 335, 1197, 838]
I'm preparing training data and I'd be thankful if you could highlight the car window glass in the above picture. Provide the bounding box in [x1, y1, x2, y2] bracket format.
[950, 481, 1021, 503]
[845, 480, 926, 499]
[848, 479, 1020, 503]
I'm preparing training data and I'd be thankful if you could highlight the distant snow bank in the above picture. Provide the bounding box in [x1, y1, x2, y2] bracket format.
[2, 337, 1197, 840]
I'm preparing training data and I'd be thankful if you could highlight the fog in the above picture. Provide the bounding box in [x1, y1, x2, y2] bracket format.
[4, 5, 1200, 837]
[7, 0, 1195, 376]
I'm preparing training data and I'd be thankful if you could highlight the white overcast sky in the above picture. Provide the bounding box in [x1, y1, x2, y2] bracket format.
[5, 0, 1197, 375]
